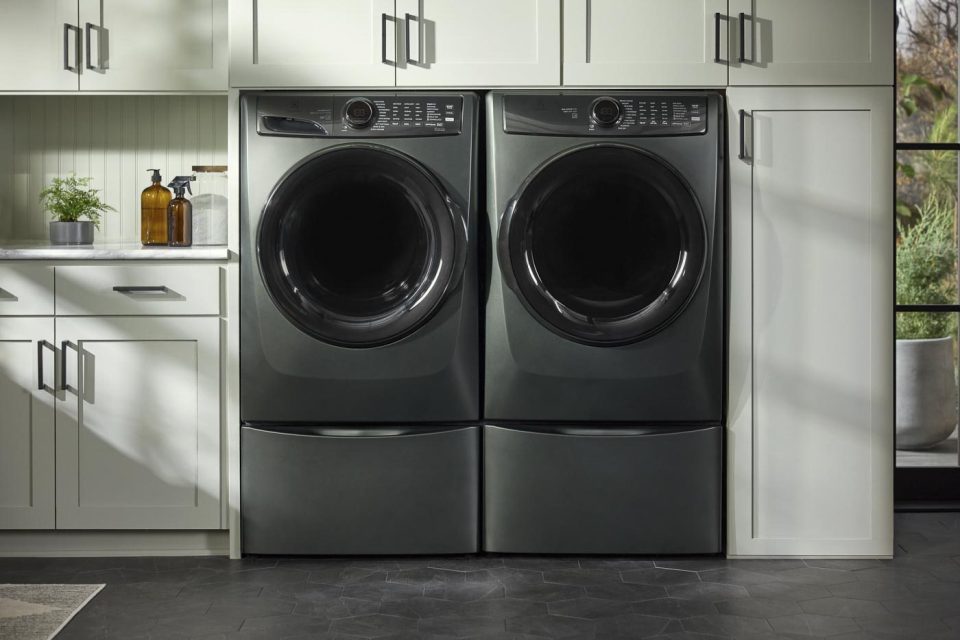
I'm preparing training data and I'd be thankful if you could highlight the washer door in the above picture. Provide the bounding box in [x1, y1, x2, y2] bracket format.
[258, 145, 466, 347]
[499, 144, 707, 346]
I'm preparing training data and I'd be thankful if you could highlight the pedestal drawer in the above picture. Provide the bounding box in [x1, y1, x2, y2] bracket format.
[55, 265, 220, 316]
[0, 265, 54, 316]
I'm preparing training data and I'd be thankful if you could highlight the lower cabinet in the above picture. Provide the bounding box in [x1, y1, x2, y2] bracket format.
[727, 87, 893, 556]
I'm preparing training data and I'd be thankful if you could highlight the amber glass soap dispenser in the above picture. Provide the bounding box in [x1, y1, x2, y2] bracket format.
[167, 175, 197, 247]
[141, 169, 172, 245]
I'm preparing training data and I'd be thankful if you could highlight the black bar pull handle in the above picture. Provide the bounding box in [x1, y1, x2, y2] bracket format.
[85, 22, 106, 72]
[38, 340, 57, 391]
[714, 12, 722, 63]
[738, 12, 747, 63]
[405, 12, 421, 65]
[60, 340, 78, 392]
[738, 109, 751, 161]
[63, 23, 81, 72]
[381, 13, 392, 65]
[112, 285, 169, 294]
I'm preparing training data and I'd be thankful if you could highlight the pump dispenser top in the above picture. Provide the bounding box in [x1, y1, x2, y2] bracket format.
[168, 175, 195, 196]
[148, 168, 162, 183]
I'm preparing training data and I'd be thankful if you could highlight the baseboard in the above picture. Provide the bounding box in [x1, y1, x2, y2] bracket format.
[0, 530, 229, 557]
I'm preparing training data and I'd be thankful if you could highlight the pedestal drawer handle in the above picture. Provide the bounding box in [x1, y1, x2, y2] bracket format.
[112, 285, 169, 294]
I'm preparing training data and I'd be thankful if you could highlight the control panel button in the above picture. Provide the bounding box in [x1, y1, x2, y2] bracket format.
[591, 97, 623, 127]
[344, 98, 377, 129]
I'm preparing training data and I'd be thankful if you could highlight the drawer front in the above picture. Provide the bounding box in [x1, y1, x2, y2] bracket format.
[0, 265, 55, 316]
[55, 265, 220, 316]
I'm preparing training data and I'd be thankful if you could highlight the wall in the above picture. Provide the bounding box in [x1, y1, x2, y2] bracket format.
[0, 96, 227, 244]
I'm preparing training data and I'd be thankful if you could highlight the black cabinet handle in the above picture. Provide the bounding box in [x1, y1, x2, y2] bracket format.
[60, 340, 78, 392]
[714, 13, 722, 63]
[738, 109, 751, 161]
[85, 22, 106, 72]
[405, 12, 421, 65]
[112, 285, 168, 294]
[63, 23, 81, 72]
[738, 12, 747, 63]
[381, 13, 392, 65]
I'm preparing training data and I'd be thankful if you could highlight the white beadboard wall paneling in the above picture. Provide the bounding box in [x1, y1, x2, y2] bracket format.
[0, 95, 227, 245]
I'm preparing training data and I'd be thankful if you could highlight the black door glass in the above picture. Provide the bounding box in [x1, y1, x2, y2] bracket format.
[500, 144, 706, 346]
[259, 145, 464, 347]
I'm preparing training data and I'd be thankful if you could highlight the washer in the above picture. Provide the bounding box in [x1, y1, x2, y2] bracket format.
[239, 92, 479, 555]
[483, 91, 724, 554]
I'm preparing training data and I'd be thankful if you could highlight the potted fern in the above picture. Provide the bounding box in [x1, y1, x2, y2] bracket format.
[39, 175, 114, 245]
[896, 195, 958, 449]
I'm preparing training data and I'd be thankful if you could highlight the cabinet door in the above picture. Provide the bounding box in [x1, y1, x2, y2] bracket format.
[729, 0, 894, 85]
[55, 316, 220, 529]
[395, 0, 560, 87]
[0, 0, 79, 91]
[230, 0, 397, 88]
[562, 0, 727, 87]
[727, 87, 893, 556]
[0, 318, 56, 529]
[77, 0, 227, 91]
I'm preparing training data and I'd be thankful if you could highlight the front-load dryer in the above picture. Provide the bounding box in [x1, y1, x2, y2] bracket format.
[483, 91, 724, 554]
[240, 92, 479, 555]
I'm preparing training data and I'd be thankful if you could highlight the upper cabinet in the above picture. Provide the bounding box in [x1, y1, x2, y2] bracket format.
[395, 0, 560, 87]
[728, 0, 894, 86]
[0, 0, 227, 92]
[230, 0, 397, 88]
[562, 0, 728, 87]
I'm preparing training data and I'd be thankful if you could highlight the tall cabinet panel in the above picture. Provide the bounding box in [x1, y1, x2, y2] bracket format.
[562, 0, 727, 87]
[77, 0, 228, 91]
[230, 0, 397, 87]
[728, 0, 894, 85]
[395, 0, 560, 87]
[55, 316, 221, 530]
[727, 87, 893, 556]
[0, 318, 56, 529]
[0, 0, 80, 91]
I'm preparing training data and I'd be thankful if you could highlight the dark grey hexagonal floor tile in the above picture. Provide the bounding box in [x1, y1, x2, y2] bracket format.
[745, 581, 832, 602]
[503, 558, 581, 571]
[715, 597, 801, 619]
[506, 614, 596, 638]
[387, 568, 468, 587]
[329, 613, 418, 637]
[483, 567, 545, 586]
[237, 613, 332, 636]
[855, 613, 950, 637]
[151, 612, 246, 636]
[827, 580, 915, 602]
[295, 596, 381, 619]
[419, 615, 505, 637]
[194, 567, 310, 585]
[699, 568, 779, 586]
[547, 596, 632, 619]
[728, 559, 809, 574]
[460, 598, 547, 619]
[542, 569, 622, 587]
[206, 595, 295, 619]
[774, 568, 859, 586]
[260, 581, 343, 601]
[423, 581, 503, 602]
[905, 579, 960, 599]
[681, 613, 773, 636]
[622, 568, 702, 587]
[879, 596, 956, 618]
[653, 559, 730, 573]
[642, 633, 727, 640]
[803, 559, 886, 572]
[586, 582, 667, 602]
[377, 596, 463, 619]
[503, 581, 585, 602]
[666, 582, 751, 602]
[426, 557, 506, 572]
[309, 566, 388, 586]
[767, 612, 860, 637]
[579, 558, 656, 571]
[798, 597, 888, 618]
[179, 581, 265, 600]
[632, 597, 717, 619]
[851, 566, 937, 584]
[594, 613, 672, 639]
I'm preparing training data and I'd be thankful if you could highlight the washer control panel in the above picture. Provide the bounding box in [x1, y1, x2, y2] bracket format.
[257, 94, 463, 137]
[503, 93, 708, 137]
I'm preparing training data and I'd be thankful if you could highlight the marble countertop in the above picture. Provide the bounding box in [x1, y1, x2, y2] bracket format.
[0, 243, 232, 260]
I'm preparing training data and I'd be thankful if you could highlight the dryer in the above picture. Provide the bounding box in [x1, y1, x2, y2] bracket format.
[483, 91, 724, 554]
[239, 92, 479, 555]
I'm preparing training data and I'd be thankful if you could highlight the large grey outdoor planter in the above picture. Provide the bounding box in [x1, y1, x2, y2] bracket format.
[49, 221, 94, 245]
[896, 336, 957, 450]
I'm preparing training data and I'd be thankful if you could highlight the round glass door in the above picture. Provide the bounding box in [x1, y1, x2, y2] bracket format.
[498, 144, 707, 346]
[258, 145, 465, 347]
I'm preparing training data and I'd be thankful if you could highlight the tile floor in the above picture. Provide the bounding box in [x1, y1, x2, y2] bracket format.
[3, 513, 960, 639]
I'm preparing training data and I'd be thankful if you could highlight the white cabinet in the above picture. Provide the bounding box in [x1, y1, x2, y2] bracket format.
[0, 0, 80, 92]
[727, 87, 893, 557]
[230, 0, 397, 88]
[562, 0, 727, 87]
[0, 318, 56, 529]
[728, 0, 894, 86]
[77, 0, 227, 91]
[56, 316, 221, 529]
[0, 0, 227, 92]
[395, 0, 560, 87]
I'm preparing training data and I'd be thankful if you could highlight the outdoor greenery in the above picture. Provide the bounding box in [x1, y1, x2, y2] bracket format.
[38, 174, 114, 230]
[896, 0, 959, 339]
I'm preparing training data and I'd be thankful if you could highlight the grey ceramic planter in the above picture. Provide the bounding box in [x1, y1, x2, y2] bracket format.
[49, 221, 94, 245]
[896, 336, 958, 450]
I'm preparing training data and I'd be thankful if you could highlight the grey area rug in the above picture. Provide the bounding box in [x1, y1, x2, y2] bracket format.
[0, 584, 104, 640]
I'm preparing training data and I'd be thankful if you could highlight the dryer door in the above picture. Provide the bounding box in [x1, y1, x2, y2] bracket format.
[258, 145, 466, 347]
[499, 144, 707, 346]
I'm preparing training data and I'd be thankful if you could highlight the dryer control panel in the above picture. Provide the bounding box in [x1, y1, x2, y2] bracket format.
[257, 94, 463, 138]
[503, 93, 708, 137]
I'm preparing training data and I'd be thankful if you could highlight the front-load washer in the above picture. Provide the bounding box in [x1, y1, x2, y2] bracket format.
[483, 91, 725, 554]
[240, 92, 480, 554]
